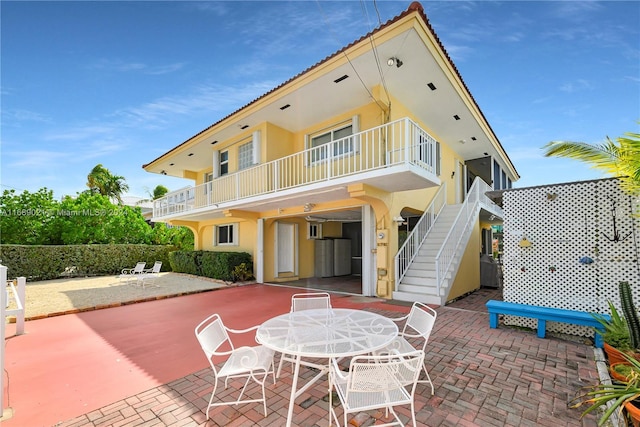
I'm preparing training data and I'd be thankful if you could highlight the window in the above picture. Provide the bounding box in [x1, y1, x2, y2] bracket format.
[220, 151, 229, 176]
[215, 223, 238, 246]
[238, 141, 253, 170]
[307, 222, 322, 239]
[308, 124, 354, 163]
[493, 160, 501, 190]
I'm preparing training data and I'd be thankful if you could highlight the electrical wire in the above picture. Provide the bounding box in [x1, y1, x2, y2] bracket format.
[314, 0, 389, 113]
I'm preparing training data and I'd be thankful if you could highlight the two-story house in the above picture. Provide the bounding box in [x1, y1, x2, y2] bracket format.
[143, 2, 519, 305]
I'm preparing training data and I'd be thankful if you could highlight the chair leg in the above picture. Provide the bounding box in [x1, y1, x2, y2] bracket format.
[420, 363, 435, 395]
[206, 379, 220, 420]
[276, 353, 293, 378]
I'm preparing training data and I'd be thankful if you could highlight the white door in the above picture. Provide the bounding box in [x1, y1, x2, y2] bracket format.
[275, 222, 297, 275]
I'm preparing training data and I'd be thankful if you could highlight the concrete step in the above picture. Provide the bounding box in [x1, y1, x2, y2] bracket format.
[392, 290, 443, 305]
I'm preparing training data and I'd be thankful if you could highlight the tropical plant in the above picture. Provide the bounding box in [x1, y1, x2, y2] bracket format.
[152, 185, 169, 200]
[542, 127, 640, 195]
[592, 300, 631, 351]
[86, 164, 129, 205]
[0, 188, 60, 244]
[571, 351, 640, 426]
[621, 281, 640, 351]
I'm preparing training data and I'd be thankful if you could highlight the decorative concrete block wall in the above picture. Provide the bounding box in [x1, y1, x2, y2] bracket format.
[502, 178, 640, 338]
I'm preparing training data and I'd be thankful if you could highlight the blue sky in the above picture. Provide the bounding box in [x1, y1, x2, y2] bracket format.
[2, 1, 639, 201]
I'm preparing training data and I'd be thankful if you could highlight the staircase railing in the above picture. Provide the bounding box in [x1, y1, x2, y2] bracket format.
[394, 183, 447, 290]
[434, 177, 491, 296]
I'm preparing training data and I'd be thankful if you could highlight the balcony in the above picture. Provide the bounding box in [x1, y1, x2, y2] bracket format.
[152, 118, 441, 221]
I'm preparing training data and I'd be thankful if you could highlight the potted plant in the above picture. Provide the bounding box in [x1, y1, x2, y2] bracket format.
[572, 351, 640, 426]
[592, 300, 632, 364]
[620, 281, 640, 358]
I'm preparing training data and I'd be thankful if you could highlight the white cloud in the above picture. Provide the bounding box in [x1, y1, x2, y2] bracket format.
[89, 59, 184, 75]
[559, 79, 593, 93]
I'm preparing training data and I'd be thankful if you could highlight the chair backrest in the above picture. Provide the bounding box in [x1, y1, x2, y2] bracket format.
[133, 262, 146, 273]
[151, 261, 162, 273]
[194, 314, 233, 366]
[346, 351, 425, 400]
[401, 302, 437, 350]
[291, 292, 332, 312]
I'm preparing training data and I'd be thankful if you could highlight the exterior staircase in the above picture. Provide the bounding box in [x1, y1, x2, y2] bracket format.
[393, 177, 501, 306]
[393, 205, 465, 305]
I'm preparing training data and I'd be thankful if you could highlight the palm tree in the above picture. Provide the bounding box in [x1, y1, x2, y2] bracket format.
[86, 164, 129, 204]
[542, 128, 640, 195]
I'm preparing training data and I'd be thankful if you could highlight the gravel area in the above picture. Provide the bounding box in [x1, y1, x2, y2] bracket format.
[8, 272, 233, 320]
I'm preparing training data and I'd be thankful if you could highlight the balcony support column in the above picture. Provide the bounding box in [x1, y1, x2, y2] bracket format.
[348, 183, 396, 298]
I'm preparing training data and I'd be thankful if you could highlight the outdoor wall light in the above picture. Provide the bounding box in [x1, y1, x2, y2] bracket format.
[393, 216, 406, 225]
[387, 57, 403, 68]
[160, 170, 167, 175]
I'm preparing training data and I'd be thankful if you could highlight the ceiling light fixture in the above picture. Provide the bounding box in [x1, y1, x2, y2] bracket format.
[387, 57, 403, 68]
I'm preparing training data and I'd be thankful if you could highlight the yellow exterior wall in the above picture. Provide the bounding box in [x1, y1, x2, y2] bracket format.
[263, 122, 296, 162]
[198, 219, 256, 255]
[446, 220, 481, 301]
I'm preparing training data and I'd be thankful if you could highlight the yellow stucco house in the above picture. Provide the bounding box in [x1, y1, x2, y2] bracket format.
[143, 2, 519, 305]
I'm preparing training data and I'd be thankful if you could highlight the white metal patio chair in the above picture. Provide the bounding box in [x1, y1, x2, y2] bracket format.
[138, 261, 162, 288]
[329, 350, 425, 427]
[276, 292, 332, 378]
[118, 262, 146, 284]
[373, 301, 436, 394]
[194, 313, 275, 419]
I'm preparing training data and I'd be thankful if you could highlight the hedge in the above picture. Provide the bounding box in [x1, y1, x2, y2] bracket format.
[169, 250, 252, 282]
[0, 244, 174, 281]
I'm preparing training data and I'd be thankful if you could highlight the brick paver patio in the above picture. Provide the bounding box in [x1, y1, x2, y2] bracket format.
[58, 288, 600, 427]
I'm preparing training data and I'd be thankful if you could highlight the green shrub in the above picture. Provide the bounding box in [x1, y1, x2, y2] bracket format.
[169, 250, 252, 282]
[0, 244, 173, 281]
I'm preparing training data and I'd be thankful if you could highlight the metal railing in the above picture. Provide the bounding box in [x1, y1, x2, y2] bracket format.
[434, 177, 493, 295]
[394, 183, 447, 289]
[153, 118, 438, 218]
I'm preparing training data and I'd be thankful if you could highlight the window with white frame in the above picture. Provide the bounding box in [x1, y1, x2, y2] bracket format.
[307, 122, 355, 163]
[238, 141, 253, 170]
[215, 223, 238, 246]
[220, 151, 229, 176]
[307, 222, 322, 239]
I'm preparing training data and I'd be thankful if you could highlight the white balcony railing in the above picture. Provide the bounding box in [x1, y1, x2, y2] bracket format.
[434, 177, 493, 294]
[153, 118, 438, 218]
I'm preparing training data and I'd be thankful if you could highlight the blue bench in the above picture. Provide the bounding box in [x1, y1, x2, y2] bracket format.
[485, 300, 610, 348]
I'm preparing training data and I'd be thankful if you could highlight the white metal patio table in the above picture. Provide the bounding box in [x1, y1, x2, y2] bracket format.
[256, 308, 398, 427]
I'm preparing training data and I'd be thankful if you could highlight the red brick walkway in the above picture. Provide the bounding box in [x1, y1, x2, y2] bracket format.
[52, 286, 599, 427]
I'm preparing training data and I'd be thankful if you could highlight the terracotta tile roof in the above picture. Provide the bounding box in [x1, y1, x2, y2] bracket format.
[143, 1, 512, 177]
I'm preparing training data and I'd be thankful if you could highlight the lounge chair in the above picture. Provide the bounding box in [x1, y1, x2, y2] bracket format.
[118, 262, 146, 284]
[138, 261, 162, 288]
